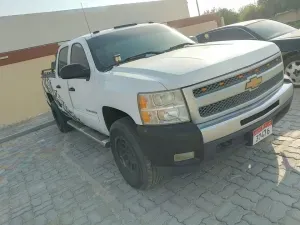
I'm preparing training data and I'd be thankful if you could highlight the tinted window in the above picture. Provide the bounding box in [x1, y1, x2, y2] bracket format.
[87, 24, 194, 72]
[70, 43, 89, 69]
[247, 20, 296, 40]
[198, 28, 255, 43]
[57, 47, 68, 76]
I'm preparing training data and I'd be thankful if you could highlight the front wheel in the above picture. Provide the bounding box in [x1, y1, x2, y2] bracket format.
[285, 54, 300, 86]
[110, 117, 162, 189]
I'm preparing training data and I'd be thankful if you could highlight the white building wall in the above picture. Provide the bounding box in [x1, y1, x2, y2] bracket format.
[0, 0, 189, 53]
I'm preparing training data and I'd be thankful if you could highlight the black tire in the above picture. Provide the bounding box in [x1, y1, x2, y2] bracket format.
[50, 101, 72, 133]
[284, 54, 300, 86]
[110, 117, 162, 189]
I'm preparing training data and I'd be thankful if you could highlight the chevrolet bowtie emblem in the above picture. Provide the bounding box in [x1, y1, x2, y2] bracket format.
[246, 76, 262, 90]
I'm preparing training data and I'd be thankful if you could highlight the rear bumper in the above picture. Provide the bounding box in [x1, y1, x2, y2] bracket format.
[137, 82, 293, 174]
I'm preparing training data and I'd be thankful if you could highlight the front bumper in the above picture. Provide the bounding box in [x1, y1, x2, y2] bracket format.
[137, 82, 293, 174]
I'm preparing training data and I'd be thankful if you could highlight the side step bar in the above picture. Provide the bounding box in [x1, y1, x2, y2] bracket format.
[67, 120, 110, 148]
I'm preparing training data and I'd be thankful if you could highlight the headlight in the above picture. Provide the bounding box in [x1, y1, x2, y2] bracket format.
[138, 89, 190, 125]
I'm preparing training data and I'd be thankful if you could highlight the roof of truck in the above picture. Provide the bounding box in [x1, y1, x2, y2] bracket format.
[58, 22, 165, 49]
[81, 22, 158, 40]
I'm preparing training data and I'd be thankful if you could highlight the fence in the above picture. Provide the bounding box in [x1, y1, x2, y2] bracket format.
[274, 9, 300, 26]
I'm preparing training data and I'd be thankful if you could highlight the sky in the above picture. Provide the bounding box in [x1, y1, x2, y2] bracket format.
[0, 0, 256, 17]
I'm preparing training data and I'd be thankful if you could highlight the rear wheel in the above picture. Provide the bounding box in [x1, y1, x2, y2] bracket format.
[50, 101, 72, 133]
[110, 117, 162, 189]
[284, 54, 300, 86]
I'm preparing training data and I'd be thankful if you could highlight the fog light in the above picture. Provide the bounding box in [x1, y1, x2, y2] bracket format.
[174, 152, 195, 162]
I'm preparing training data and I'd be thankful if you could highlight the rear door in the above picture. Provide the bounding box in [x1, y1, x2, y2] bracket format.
[50, 46, 75, 119]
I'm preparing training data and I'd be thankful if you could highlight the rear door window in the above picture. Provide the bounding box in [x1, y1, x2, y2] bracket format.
[198, 28, 256, 43]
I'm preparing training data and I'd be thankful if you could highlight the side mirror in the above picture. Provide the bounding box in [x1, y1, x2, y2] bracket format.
[189, 36, 198, 43]
[60, 64, 90, 80]
[51, 61, 56, 70]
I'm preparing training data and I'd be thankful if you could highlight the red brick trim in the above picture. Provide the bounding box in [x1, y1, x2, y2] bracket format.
[0, 15, 221, 67]
[0, 43, 59, 67]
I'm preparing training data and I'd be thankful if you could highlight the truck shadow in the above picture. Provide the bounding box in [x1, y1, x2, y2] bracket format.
[143, 131, 300, 214]
[65, 124, 300, 223]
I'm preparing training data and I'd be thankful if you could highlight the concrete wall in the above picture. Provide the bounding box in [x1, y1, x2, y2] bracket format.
[274, 9, 300, 24]
[0, 56, 53, 125]
[0, 0, 189, 53]
[177, 21, 218, 36]
[167, 14, 222, 36]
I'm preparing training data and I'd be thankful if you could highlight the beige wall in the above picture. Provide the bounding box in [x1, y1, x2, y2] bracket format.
[177, 21, 218, 36]
[0, 56, 53, 126]
[0, 0, 189, 53]
[274, 9, 300, 24]
[0, 0, 190, 125]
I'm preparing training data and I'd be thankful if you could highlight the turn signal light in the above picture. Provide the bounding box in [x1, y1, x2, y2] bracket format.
[141, 111, 151, 123]
[138, 96, 148, 109]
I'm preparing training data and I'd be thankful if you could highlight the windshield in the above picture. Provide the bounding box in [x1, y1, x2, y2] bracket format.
[247, 20, 296, 40]
[87, 24, 194, 71]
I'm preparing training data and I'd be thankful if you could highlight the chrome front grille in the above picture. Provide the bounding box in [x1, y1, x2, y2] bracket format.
[193, 56, 282, 98]
[198, 72, 283, 117]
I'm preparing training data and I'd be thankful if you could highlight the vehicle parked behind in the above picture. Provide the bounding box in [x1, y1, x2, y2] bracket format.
[194, 19, 300, 85]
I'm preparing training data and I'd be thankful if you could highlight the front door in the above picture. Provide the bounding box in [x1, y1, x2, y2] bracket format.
[67, 43, 102, 131]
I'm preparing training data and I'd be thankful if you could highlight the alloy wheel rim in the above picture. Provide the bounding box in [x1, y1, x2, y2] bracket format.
[285, 60, 300, 85]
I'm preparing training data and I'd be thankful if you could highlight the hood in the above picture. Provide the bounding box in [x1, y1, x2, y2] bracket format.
[111, 40, 280, 89]
[271, 29, 300, 52]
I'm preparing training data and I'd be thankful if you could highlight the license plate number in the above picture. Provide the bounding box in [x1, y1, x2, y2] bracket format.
[252, 120, 273, 145]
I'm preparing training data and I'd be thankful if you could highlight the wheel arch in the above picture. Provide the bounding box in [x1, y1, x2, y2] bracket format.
[102, 106, 137, 132]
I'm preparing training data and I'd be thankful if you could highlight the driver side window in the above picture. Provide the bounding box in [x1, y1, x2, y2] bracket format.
[70, 43, 90, 69]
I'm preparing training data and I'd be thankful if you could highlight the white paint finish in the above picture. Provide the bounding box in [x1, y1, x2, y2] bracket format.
[52, 35, 167, 134]
[115, 40, 280, 89]
[44, 24, 289, 139]
[99, 72, 167, 133]
[51, 78, 73, 112]
[66, 38, 104, 131]
[0, 0, 189, 53]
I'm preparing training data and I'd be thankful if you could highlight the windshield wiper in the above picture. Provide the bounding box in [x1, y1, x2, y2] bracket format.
[121, 51, 163, 64]
[165, 43, 195, 52]
[102, 65, 115, 72]
[104, 45, 194, 70]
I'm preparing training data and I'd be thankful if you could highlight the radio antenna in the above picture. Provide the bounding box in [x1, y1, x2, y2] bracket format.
[81, 2, 92, 35]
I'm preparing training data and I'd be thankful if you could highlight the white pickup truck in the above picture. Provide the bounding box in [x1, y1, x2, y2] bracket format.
[42, 23, 294, 189]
